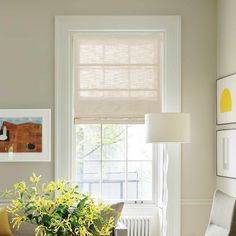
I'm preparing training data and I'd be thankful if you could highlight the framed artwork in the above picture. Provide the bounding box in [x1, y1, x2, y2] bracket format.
[0, 109, 51, 162]
[217, 74, 236, 125]
[217, 129, 236, 178]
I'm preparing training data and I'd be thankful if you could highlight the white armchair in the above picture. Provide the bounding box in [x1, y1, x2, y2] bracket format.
[205, 190, 236, 236]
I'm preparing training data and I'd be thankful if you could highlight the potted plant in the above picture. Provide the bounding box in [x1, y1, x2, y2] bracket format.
[3, 174, 115, 236]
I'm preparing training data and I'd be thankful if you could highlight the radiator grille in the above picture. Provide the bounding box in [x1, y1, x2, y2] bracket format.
[120, 216, 151, 236]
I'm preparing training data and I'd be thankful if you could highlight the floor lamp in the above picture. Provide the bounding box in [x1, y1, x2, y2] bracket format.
[145, 113, 190, 236]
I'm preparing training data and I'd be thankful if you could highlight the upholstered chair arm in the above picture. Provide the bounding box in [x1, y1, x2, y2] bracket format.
[114, 222, 128, 236]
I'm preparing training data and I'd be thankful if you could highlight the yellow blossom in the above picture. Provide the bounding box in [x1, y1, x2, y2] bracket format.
[12, 215, 27, 230]
[3, 174, 115, 236]
[29, 173, 42, 185]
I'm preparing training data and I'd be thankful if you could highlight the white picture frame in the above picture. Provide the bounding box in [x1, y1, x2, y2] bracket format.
[217, 74, 236, 125]
[0, 109, 51, 162]
[217, 129, 236, 178]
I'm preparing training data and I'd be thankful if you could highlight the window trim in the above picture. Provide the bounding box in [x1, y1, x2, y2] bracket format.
[55, 16, 181, 236]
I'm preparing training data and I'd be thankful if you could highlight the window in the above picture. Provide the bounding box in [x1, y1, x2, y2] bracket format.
[55, 16, 181, 236]
[72, 32, 163, 202]
[75, 124, 153, 201]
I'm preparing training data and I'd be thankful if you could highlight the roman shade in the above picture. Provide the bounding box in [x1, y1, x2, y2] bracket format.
[73, 32, 163, 123]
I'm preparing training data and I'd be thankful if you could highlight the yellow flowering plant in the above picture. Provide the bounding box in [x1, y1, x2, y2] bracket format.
[3, 174, 116, 236]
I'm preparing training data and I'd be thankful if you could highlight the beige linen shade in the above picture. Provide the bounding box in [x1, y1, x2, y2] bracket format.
[73, 32, 164, 123]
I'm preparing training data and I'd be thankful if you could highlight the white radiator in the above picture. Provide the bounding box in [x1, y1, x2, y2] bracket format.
[120, 216, 151, 236]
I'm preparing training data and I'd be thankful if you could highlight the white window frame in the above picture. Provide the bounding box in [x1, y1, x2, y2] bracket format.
[55, 16, 181, 236]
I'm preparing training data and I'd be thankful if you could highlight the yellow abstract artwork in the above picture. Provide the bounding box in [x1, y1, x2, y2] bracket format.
[220, 88, 232, 113]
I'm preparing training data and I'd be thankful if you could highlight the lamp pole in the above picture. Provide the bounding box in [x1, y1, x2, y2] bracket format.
[145, 113, 190, 236]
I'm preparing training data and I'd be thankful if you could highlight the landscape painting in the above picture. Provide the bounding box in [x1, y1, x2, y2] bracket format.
[0, 109, 51, 162]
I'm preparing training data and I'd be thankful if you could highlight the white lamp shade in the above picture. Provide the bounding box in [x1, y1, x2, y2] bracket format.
[145, 113, 191, 143]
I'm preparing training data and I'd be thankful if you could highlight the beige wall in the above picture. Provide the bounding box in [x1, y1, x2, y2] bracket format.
[0, 0, 216, 235]
[217, 0, 236, 196]
[217, 0, 236, 78]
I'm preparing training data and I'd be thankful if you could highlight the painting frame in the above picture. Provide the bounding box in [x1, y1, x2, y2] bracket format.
[217, 73, 236, 125]
[217, 129, 236, 179]
[0, 109, 51, 162]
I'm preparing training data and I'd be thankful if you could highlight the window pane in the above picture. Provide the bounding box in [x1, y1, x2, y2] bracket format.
[79, 67, 103, 89]
[102, 124, 126, 160]
[75, 124, 154, 202]
[104, 67, 129, 89]
[128, 125, 152, 160]
[76, 124, 101, 160]
[76, 161, 101, 199]
[130, 67, 157, 89]
[127, 161, 152, 200]
[102, 161, 126, 200]
[104, 43, 129, 64]
[79, 66, 130, 90]
[130, 41, 158, 64]
[79, 42, 103, 64]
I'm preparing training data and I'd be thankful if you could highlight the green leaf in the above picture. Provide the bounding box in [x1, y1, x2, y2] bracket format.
[25, 206, 37, 213]
[42, 215, 51, 227]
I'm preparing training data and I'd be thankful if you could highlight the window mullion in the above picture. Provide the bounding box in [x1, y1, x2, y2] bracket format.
[128, 41, 131, 98]
[125, 124, 128, 201]
[126, 42, 130, 201]
[102, 43, 105, 97]
[100, 124, 103, 199]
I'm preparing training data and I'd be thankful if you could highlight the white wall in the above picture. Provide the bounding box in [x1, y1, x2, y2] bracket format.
[0, 0, 216, 235]
[217, 0, 236, 196]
